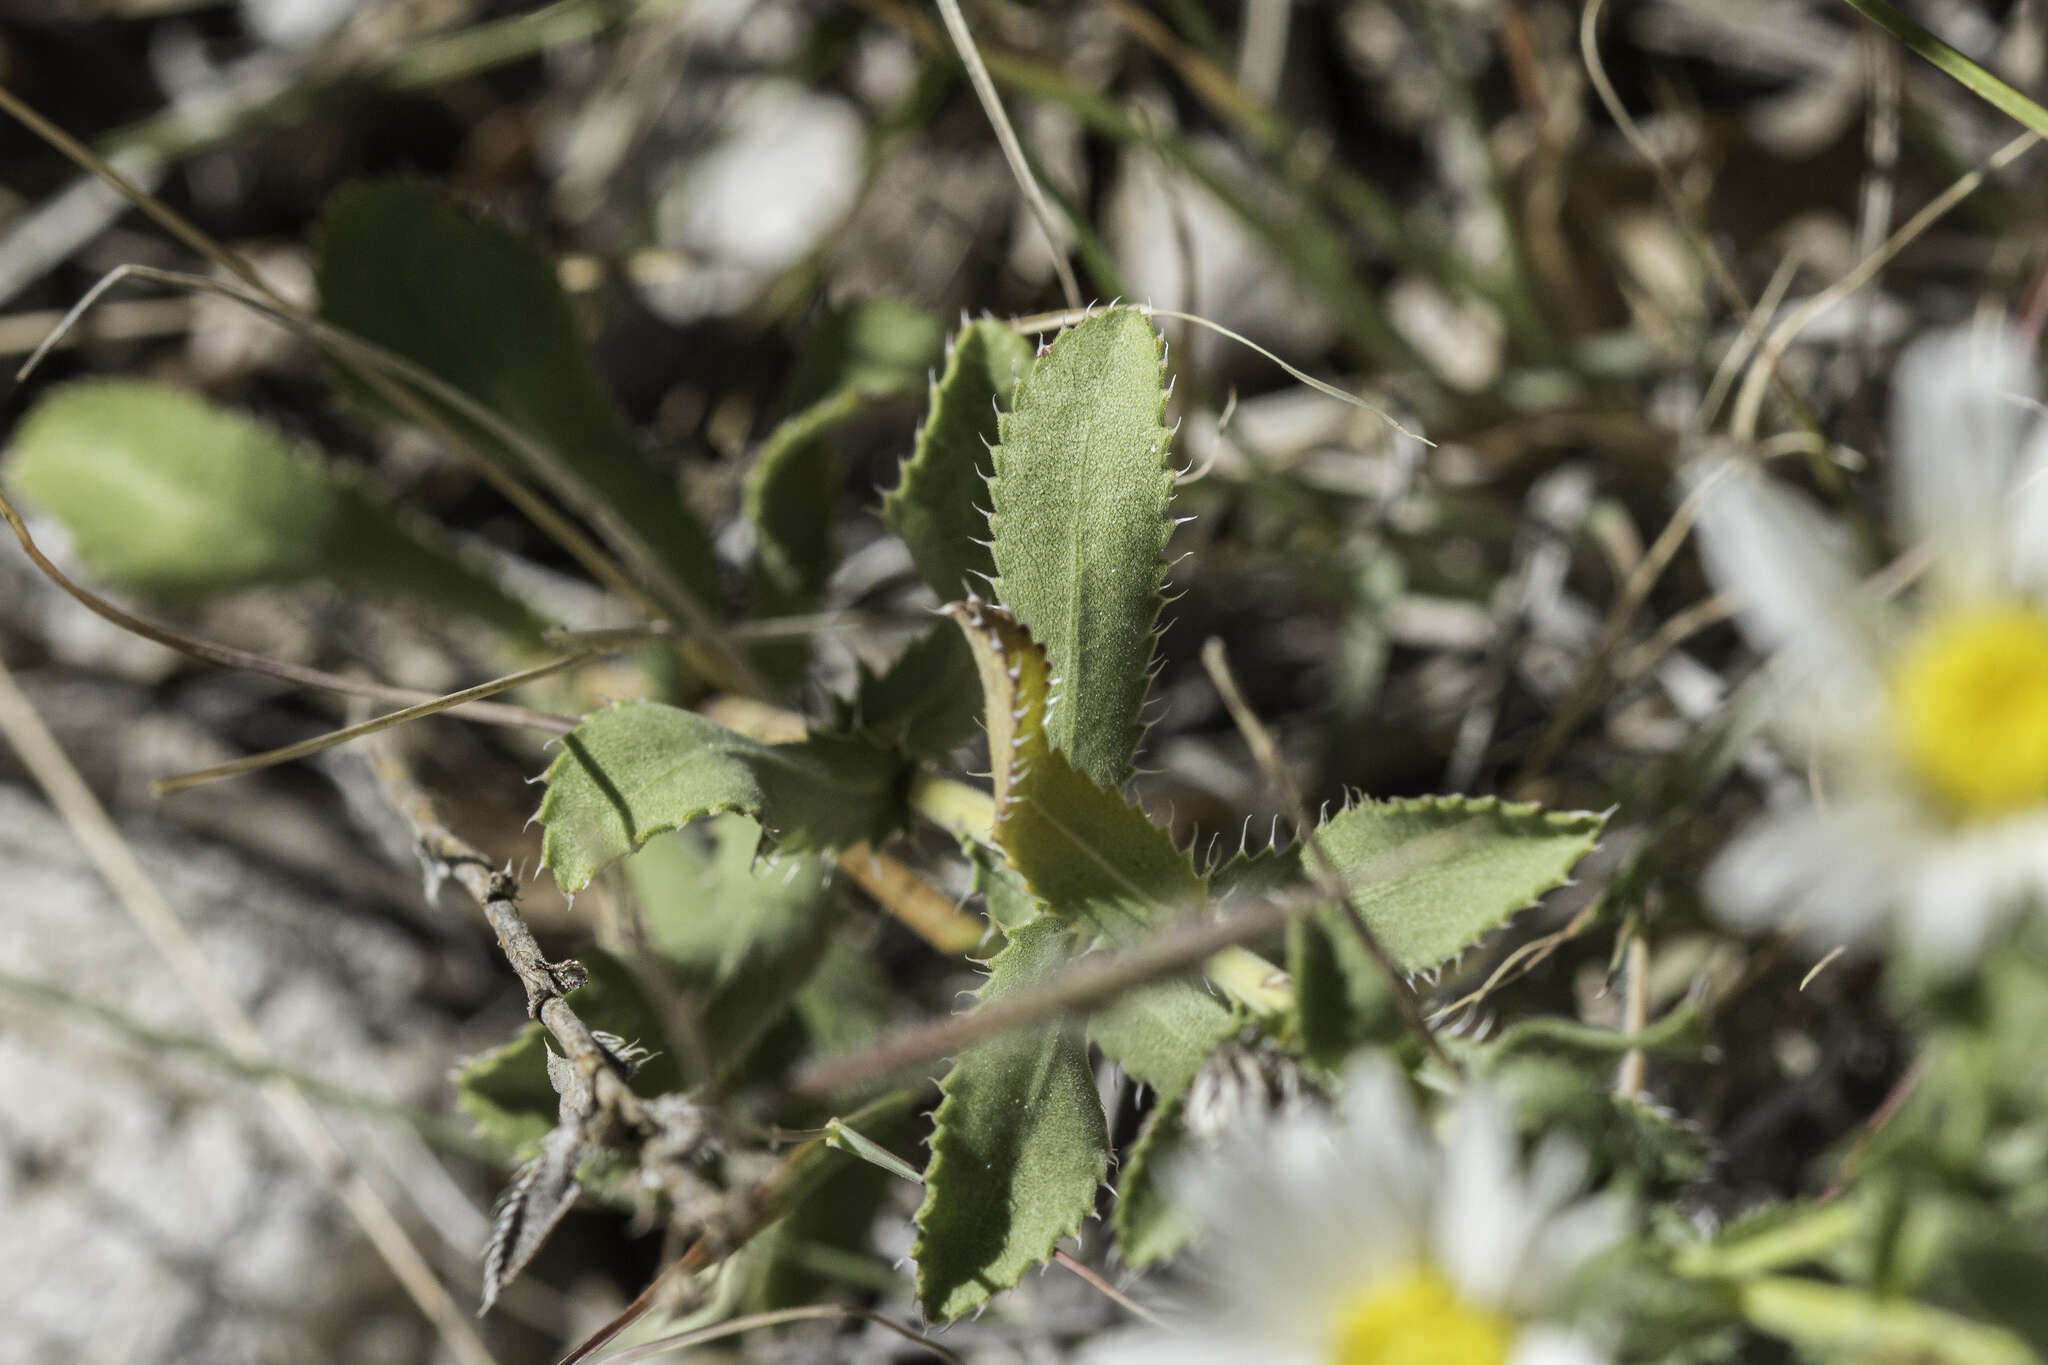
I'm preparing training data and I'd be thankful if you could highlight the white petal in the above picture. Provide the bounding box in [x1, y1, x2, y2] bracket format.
[1686, 457, 1881, 702]
[2003, 418, 2048, 594]
[1705, 799, 1911, 947]
[1437, 1086, 1540, 1306]
[1509, 1325, 1612, 1365]
[1890, 321, 2039, 585]
[1895, 815, 2048, 967]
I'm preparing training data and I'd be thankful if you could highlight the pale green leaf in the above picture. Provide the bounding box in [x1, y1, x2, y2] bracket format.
[538, 701, 902, 893]
[988, 309, 1174, 787]
[884, 318, 1035, 601]
[316, 182, 720, 606]
[913, 919, 1109, 1320]
[5, 380, 543, 638]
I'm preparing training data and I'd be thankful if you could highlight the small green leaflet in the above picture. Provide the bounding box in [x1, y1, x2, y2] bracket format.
[884, 318, 1036, 602]
[316, 182, 721, 609]
[538, 701, 902, 893]
[912, 918, 1109, 1321]
[989, 309, 1175, 788]
[849, 623, 985, 763]
[4, 380, 544, 639]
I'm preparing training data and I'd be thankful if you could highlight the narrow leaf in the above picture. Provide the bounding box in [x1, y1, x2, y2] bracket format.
[913, 919, 1109, 1320]
[4, 380, 544, 638]
[538, 701, 902, 893]
[884, 318, 1036, 601]
[988, 309, 1175, 787]
[316, 182, 720, 606]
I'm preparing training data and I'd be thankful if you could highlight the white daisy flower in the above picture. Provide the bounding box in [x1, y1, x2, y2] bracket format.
[1085, 1059, 1621, 1365]
[1694, 320, 2048, 966]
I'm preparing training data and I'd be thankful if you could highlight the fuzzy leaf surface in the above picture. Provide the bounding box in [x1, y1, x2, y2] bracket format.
[316, 182, 720, 606]
[884, 318, 1035, 601]
[913, 919, 1109, 1320]
[988, 310, 1174, 787]
[539, 701, 901, 893]
[4, 380, 542, 637]
[1087, 980, 1236, 1098]
[1295, 795, 1605, 973]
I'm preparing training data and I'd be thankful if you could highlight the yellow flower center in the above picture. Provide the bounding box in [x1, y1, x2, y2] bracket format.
[1891, 603, 2048, 818]
[1330, 1267, 1512, 1365]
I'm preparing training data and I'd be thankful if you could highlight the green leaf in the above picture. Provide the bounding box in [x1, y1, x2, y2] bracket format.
[539, 701, 902, 893]
[1271, 795, 1605, 975]
[850, 623, 984, 762]
[745, 383, 906, 617]
[913, 918, 1109, 1321]
[947, 600, 1204, 943]
[4, 380, 543, 638]
[884, 318, 1036, 601]
[1087, 980, 1236, 1098]
[988, 309, 1175, 788]
[968, 838, 1042, 933]
[781, 297, 946, 412]
[1288, 910, 1394, 1068]
[1111, 1091, 1197, 1268]
[316, 182, 720, 608]
[625, 815, 838, 1073]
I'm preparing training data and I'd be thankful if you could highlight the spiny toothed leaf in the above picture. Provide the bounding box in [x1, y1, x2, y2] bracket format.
[1111, 1090, 1198, 1268]
[3, 381, 546, 639]
[947, 602, 1205, 942]
[913, 918, 1109, 1321]
[851, 623, 985, 762]
[988, 309, 1175, 788]
[316, 182, 721, 609]
[967, 838, 1042, 933]
[625, 815, 838, 1075]
[883, 317, 1036, 601]
[1281, 794, 1606, 974]
[538, 701, 902, 893]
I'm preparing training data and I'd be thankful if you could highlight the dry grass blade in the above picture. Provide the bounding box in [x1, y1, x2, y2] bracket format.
[150, 650, 599, 796]
[932, 0, 1081, 311]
